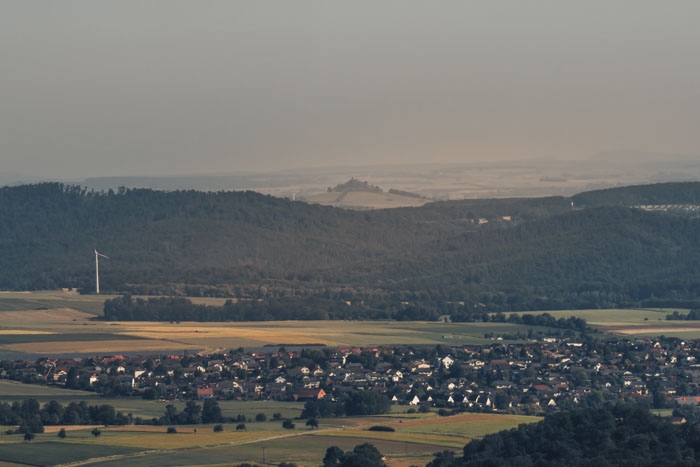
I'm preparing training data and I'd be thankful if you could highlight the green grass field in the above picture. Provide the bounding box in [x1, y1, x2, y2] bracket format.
[0, 291, 113, 315]
[0, 379, 100, 404]
[0, 412, 542, 467]
[0, 440, 142, 466]
[508, 308, 700, 339]
[508, 308, 677, 325]
[0, 381, 307, 421]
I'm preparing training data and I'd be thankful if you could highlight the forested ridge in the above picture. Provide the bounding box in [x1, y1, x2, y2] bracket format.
[2, 182, 700, 314]
[429, 403, 700, 467]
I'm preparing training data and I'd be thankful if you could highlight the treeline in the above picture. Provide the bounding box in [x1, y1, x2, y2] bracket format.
[301, 391, 392, 419]
[0, 397, 240, 435]
[103, 294, 438, 321]
[430, 403, 700, 467]
[487, 312, 588, 332]
[572, 181, 700, 208]
[667, 309, 700, 320]
[149, 400, 224, 426]
[102, 295, 590, 331]
[4, 183, 700, 312]
[0, 399, 131, 434]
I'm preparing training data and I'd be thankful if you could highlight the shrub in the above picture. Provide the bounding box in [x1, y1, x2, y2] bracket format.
[255, 413, 267, 422]
[282, 419, 295, 430]
[91, 428, 101, 437]
[167, 427, 177, 434]
[58, 428, 67, 439]
[236, 423, 246, 431]
[272, 412, 283, 420]
[213, 424, 223, 432]
[368, 425, 395, 432]
[306, 418, 319, 430]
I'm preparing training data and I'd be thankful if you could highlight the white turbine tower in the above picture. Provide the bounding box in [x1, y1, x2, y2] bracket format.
[95, 250, 110, 294]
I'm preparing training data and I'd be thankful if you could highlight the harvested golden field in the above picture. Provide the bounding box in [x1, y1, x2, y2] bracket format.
[1, 308, 530, 355]
[9, 339, 202, 354]
[42, 425, 100, 433]
[0, 330, 54, 335]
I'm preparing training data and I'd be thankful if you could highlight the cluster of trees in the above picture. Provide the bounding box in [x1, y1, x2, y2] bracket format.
[4, 182, 700, 312]
[0, 399, 130, 434]
[428, 403, 700, 466]
[301, 391, 391, 419]
[154, 400, 223, 425]
[667, 309, 700, 320]
[328, 178, 383, 193]
[0, 397, 259, 434]
[322, 443, 386, 467]
[486, 312, 588, 331]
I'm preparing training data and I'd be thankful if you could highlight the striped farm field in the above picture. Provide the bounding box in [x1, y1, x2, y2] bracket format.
[2, 292, 694, 356]
[73, 426, 278, 449]
[0, 412, 541, 467]
[315, 429, 468, 449]
[0, 291, 576, 355]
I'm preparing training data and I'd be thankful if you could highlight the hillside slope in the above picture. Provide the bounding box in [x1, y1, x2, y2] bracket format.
[1, 182, 700, 312]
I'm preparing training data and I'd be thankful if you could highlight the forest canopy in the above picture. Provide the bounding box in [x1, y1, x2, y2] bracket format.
[430, 403, 700, 467]
[2, 182, 700, 313]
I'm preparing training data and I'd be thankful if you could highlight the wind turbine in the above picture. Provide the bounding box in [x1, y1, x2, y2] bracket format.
[95, 250, 110, 294]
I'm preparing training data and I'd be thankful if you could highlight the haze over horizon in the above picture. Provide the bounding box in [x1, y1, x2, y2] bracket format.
[2, 2, 699, 180]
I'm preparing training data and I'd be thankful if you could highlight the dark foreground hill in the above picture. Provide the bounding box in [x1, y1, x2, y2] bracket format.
[430, 403, 700, 467]
[1, 182, 700, 314]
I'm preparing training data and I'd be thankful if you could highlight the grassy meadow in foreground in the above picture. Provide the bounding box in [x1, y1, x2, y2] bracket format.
[0, 411, 541, 467]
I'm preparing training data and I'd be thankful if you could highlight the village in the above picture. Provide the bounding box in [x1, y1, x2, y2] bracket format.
[3, 335, 700, 415]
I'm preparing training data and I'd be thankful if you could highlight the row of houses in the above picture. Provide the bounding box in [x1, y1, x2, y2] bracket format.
[4, 336, 700, 413]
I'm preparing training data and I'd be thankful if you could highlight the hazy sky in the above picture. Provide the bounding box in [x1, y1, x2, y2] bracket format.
[2, 1, 699, 179]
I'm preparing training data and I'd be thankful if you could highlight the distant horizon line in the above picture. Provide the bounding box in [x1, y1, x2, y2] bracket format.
[4, 151, 700, 183]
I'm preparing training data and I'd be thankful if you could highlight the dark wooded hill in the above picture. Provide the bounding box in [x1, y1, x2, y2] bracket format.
[1, 182, 700, 314]
[430, 403, 700, 467]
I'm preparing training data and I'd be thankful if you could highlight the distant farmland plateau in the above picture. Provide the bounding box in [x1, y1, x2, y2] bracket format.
[0, 292, 697, 358]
